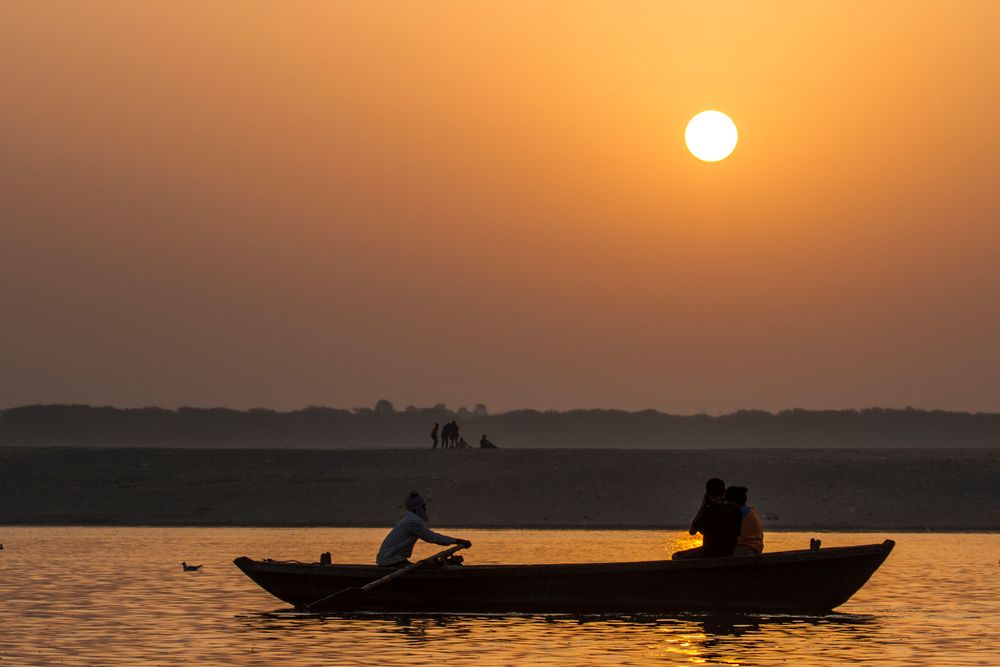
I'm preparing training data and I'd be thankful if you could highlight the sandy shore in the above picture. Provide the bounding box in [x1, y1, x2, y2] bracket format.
[1, 447, 997, 530]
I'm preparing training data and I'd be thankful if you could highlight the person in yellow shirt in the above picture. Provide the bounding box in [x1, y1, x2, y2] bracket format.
[725, 486, 764, 556]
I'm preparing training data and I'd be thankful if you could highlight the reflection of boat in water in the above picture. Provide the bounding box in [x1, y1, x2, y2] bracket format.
[234, 539, 894, 614]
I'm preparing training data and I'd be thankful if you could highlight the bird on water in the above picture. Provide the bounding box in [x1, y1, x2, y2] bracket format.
[181, 562, 203, 571]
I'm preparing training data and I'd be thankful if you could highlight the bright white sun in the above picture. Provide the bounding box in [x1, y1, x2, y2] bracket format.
[685, 110, 738, 162]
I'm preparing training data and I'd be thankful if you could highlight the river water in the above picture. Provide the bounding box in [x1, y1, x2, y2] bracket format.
[0, 528, 997, 665]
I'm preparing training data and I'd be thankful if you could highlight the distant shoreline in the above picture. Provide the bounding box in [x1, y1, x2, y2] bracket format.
[3, 447, 997, 531]
[1, 521, 996, 534]
[4, 404, 1000, 449]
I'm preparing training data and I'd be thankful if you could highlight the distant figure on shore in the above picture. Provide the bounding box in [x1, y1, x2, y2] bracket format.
[726, 485, 764, 556]
[430, 422, 439, 449]
[440, 422, 452, 448]
[457, 436, 472, 449]
[672, 477, 742, 559]
[449, 422, 460, 448]
[376, 491, 471, 566]
[480, 434, 497, 449]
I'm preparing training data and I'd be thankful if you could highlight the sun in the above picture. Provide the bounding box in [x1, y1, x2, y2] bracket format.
[685, 110, 738, 162]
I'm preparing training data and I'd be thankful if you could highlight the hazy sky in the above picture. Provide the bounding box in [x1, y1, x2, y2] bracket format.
[2, 1, 999, 413]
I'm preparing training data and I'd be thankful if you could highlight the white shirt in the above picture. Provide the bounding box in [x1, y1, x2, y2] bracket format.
[375, 511, 457, 566]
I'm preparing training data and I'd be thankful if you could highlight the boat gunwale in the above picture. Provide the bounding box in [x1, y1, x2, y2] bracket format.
[234, 539, 894, 577]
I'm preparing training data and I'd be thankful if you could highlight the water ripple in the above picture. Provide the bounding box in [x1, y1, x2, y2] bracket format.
[0, 528, 997, 665]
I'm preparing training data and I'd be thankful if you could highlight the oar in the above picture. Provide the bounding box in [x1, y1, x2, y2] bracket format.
[305, 543, 468, 612]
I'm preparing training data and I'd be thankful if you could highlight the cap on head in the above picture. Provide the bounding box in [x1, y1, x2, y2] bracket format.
[405, 491, 424, 511]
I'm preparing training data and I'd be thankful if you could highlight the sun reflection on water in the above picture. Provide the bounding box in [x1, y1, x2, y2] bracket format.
[667, 532, 704, 557]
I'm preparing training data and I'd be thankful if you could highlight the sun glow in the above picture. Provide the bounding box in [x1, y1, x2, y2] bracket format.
[685, 110, 738, 162]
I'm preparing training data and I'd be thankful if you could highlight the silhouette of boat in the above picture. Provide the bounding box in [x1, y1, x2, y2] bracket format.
[234, 539, 894, 614]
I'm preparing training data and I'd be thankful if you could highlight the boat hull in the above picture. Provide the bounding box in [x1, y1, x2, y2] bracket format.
[233, 540, 894, 614]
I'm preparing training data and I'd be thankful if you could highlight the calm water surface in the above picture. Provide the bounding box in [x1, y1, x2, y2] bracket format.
[0, 528, 997, 665]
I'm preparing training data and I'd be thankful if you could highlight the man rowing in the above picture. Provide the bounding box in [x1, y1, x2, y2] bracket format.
[376, 491, 472, 566]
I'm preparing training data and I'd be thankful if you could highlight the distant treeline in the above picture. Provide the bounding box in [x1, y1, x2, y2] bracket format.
[1, 403, 999, 449]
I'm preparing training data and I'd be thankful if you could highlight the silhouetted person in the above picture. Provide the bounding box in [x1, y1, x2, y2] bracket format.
[725, 485, 764, 556]
[450, 421, 461, 448]
[431, 423, 439, 449]
[440, 422, 453, 448]
[376, 491, 471, 566]
[672, 477, 742, 559]
[457, 436, 471, 449]
[480, 434, 497, 449]
[687, 477, 726, 535]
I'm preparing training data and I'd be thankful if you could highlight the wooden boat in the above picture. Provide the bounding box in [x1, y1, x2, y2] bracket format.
[234, 539, 894, 615]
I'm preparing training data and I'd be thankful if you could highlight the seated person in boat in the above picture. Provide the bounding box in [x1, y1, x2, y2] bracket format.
[672, 477, 742, 559]
[685, 477, 726, 536]
[376, 491, 471, 566]
[725, 485, 764, 556]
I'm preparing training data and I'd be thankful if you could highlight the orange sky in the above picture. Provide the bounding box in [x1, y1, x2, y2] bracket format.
[2, 1, 999, 413]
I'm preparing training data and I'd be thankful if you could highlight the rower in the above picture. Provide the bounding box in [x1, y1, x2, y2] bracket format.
[376, 491, 471, 567]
